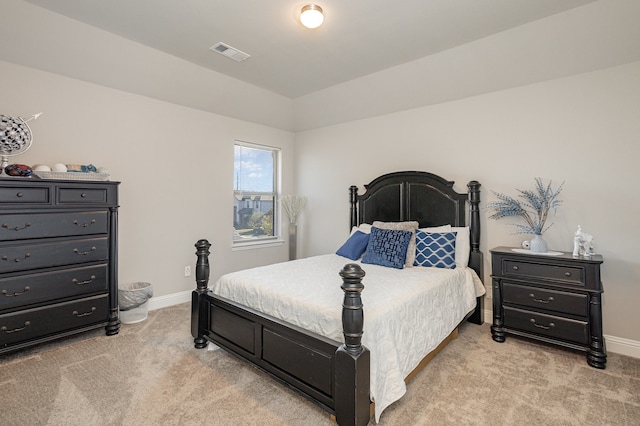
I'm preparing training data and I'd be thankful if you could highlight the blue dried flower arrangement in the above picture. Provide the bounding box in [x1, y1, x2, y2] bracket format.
[487, 178, 564, 235]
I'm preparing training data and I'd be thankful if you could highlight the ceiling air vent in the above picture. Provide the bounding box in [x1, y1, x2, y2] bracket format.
[209, 42, 250, 62]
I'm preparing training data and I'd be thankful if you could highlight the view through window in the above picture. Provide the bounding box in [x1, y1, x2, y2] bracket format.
[233, 142, 279, 243]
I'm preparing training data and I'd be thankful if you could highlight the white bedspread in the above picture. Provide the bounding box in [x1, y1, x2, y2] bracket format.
[211, 254, 485, 422]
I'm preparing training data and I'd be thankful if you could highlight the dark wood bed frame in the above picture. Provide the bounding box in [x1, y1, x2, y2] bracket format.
[191, 171, 483, 426]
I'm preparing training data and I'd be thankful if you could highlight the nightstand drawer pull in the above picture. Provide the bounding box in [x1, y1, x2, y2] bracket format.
[73, 219, 96, 228]
[16, 192, 23, 198]
[73, 247, 97, 256]
[73, 307, 97, 317]
[530, 318, 555, 330]
[565, 272, 571, 277]
[2, 222, 32, 231]
[2, 286, 30, 297]
[512, 266, 519, 271]
[529, 293, 554, 304]
[72, 275, 97, 286]
[1, 321, 31, 333]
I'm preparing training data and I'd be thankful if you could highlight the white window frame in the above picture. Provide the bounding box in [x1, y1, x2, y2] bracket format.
[232, 141, 282, 249]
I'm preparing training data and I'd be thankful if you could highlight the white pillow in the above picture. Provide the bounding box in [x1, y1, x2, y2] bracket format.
[350, 223, 372, 235]
[418, 225, 452, 233]
[451, 226, 470, 268]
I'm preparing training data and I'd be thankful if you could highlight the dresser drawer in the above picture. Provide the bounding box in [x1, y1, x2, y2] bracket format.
[504, 306, 589, 345]
[0, 264, 108, 311]
[0, 186, 50, 204]
[0, 294, 109, 346]
[57, 187, 111, 205]
[0, 237, 108, 273]
[503, 282, 588, 317]
[0, 211, 108, 241]
[502, 259, 585, 286]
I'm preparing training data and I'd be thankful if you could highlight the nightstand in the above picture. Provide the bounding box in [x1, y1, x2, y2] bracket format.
[490, 246, 606, 368]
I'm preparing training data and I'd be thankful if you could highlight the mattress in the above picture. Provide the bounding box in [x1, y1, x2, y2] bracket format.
[212, 254, 485, 421]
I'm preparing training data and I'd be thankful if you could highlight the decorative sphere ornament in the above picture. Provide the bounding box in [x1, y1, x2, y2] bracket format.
[0, 112, 42, 173]
[52, 163, 67, 172]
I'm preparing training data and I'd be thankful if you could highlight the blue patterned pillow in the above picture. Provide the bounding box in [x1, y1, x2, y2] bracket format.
[361, 227, 412, 269]
[336, 231, 370, 260]
[414, 230, 457, 269]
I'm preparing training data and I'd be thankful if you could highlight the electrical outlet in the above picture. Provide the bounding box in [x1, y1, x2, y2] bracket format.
[184, 265, 191, 277]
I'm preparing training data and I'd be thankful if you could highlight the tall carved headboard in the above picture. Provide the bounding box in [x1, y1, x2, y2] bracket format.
[349, 171, 483, 324]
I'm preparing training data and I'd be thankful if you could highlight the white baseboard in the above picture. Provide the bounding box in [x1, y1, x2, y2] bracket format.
[481, 308, 639, 359]
[147, 290, 191, 311]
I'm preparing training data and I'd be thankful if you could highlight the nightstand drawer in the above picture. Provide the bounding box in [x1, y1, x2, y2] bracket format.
[504, 306, 589, 345]
[503, 259, 585, 286]
[0, 264, 108, 311]
[0, 211, 108, 241]
[503, 282, 588, 317]
[0, 186, 50, 204]
[0, 237, 108, 273]
[0, 294, 108, 346]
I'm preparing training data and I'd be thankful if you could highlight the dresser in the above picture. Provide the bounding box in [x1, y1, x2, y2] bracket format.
[0, 178, 119, 354]
[490, 246, 606, 368]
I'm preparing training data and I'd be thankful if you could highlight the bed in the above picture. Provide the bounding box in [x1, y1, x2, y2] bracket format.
[191, 171, 484, 425]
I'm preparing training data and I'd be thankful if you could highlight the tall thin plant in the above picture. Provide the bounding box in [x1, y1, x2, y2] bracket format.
[281, 195, 307, 224]
[487, 178, 564, 235]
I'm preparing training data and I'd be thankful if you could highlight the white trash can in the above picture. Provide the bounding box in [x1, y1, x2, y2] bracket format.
[118, 282, 152, 324]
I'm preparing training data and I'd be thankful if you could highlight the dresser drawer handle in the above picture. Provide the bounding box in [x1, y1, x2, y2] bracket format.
[81, 193, 88, 198]
[16, 192, 23, 198]
[529, 293, 554, 304]
[1, 321, 31, 334]
[512, 265, 519, 271]
[73, 247, 97, 256]
[73, 219, 96, 228]
[1, 253, 31, 262]
[2, 222, 32, 231]
[565, 272, 572, 277]
[72, 275, 97, 286]
[530, 318, 555, 330]
[73, 307, 97, 317]
[2, 286, 31, 297]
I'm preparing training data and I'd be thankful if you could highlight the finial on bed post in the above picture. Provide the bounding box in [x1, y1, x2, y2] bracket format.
[192, 239, 211, 349]
[336, 263, 370, 426]
[349, 185, 359, 230]
[340, 263, 366, 354]
[467, 181, 481, 253]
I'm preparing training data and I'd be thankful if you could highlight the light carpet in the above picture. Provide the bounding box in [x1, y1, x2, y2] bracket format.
[1, 303, 638, 425]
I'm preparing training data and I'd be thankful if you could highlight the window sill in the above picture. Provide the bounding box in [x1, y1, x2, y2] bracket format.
[232, 239, 285, 251]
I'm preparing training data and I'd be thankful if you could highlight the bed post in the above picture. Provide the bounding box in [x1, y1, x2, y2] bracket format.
[335, 263, 370, 426]
[467, 181, 484, 325]
[191, 239, 211, 349]
[349, 185, 359, 230]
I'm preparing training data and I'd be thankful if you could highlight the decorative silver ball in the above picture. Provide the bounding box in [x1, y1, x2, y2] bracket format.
[0, 115, 32, 154]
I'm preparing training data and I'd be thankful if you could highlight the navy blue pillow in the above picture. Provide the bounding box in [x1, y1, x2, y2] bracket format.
[414, 230, 457, 269]
[336, 231, 370, 260]
[361, 227, 412, 269]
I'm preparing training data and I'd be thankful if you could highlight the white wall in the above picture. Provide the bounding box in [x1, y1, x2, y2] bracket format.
[0, 60, 295, 299]
[294, 61, 640, 343]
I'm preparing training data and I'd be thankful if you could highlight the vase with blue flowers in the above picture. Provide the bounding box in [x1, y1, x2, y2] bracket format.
[487, 178, 564, 253]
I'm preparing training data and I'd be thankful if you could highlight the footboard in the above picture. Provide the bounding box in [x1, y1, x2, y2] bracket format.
[191, 240, 370, 426]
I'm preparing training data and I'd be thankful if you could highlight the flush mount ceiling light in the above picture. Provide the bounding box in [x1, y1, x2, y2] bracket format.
[300, 4, 324, 29]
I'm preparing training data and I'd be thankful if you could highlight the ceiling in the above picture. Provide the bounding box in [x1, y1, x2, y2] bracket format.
[25, 0, 598, 99]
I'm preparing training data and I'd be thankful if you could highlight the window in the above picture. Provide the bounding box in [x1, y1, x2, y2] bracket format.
[233, 142, 279, 245]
